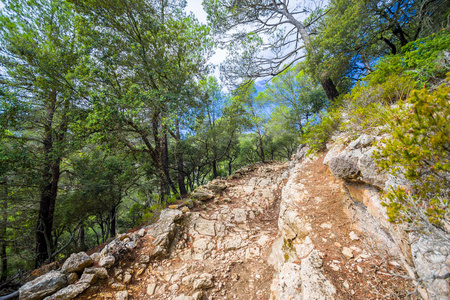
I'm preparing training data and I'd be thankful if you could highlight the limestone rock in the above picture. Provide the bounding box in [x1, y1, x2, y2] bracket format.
[329, 155, 360, 180]
[190, 187, 214, 201]
[342, 247, 354, 259]
[410, 233, 450, 300]
[99, 255, 115, 268]
[42, 283, 89, 300]
[150, 245, 167, 260]
[90, 252, 101, 263]
[79, 273, 97, 285]
[61, 252, 93, 274]
[83, 267, 108, 279]
[181, 274, 196, 287]
[115, 291, 128, 300]
[148, 209, 183, 238]
[193, 273, 214, 290]
[300, 250, 336, 299]
[138, 254, 150, 264]
[147, 283, 157, 295]
[19, 270, 68, 300]
[276, 263, 302, 300]
[123, 273, 132, 284]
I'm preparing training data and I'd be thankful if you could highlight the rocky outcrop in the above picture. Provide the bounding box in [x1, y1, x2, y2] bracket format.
[18, 225, 148, 299]
[324, 133, 450, 300]
[19, 271, 68, 300]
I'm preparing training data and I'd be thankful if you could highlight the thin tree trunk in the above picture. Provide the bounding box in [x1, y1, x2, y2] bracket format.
[77, 224, 86, 251]
[36, 114, 62, 268]
[212, 160, 218, 178]
[0, 182, 8, 281]
[109, 206, 116, 238]
[175, 119, 187, 195]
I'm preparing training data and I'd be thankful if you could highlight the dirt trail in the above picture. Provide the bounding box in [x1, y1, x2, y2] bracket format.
[273, 155, 416, 299]
[75, 157, 415, 300]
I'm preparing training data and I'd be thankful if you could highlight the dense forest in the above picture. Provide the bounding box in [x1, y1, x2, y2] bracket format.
[0, 0, 448, 285]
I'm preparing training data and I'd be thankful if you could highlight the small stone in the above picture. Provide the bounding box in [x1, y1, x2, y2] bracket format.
[330, 264, 340, 271]
[44, 283, 90, 300]
[181, 206, 190, 213]
[389, 261, 401, 267]
[231, 273, 239, 281]
[334, 242, 342, 248]
[168, 283, 179, 292]
[110, 282, 127, 290]
[147, 283, 157, 295]
[138, 228, 146, 237]
[320, 222, 332, 229]
[193, 273, 214, 290]
[350, 246, 361, 252]
[79, 273, 97, 285]
[126, 241, 137, 249]
[357, 265, 363, 273]
[99, 255, 115, 268]
[342, 247, 354, 259]
[123, 273, 132, 284]
[84, 267, 109, 279]
[192, 291, 203, 300]
[349, 231, 359, 240]
[343, 280, 350, 289]
[115, 291, 128, 300]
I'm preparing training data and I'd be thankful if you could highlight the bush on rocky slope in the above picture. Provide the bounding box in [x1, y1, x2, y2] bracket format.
[374, 80, 450, 231]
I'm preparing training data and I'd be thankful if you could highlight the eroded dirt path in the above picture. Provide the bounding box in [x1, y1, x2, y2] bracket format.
[271, 154, 416, 299]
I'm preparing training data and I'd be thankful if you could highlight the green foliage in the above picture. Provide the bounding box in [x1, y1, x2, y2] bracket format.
[373, 77, 450, 228]
[301, 105, 343, 155]
[368, 29, 450, 85]
[257, 67, 328, 134]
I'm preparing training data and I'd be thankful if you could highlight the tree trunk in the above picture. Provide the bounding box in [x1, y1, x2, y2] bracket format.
[77, 224, 86, 251]
[320, 78, 340, 101]
[257, 131, 265, 163]
[109, 206, 116, 239]
[36, 115, 62, 268]
[0, 182, 8, 281]
[160, 131, 171, 198]
[212, 160, 218, 178]
[175, 120, 187, 195]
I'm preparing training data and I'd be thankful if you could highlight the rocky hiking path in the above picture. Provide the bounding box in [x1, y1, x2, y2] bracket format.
[74, 155, 415, 300]
[22, 154, 418, 300]
[76, 162, 290, 300]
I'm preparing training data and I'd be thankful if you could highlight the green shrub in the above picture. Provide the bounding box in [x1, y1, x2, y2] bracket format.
[302, 105, 343, 155]
[368, 29, 450, 85]
[374, 75, 450, 229]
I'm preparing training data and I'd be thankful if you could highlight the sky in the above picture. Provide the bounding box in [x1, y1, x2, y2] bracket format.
[185, 0, 228, 69]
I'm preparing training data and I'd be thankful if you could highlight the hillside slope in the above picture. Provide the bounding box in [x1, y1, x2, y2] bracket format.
[19, 151, 423, 300]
